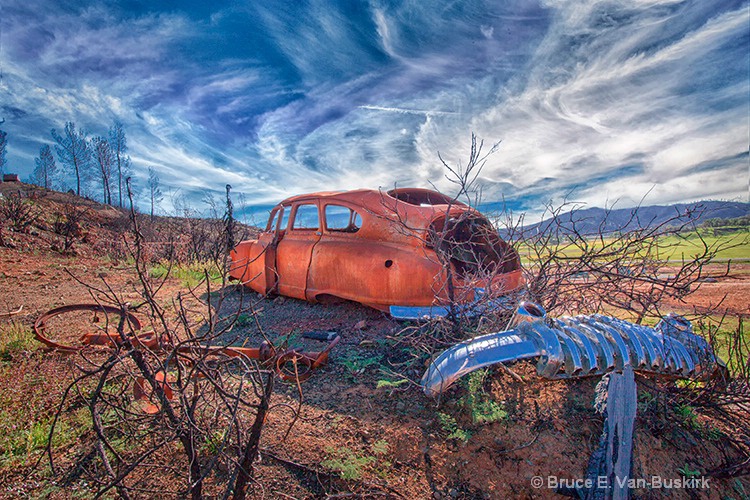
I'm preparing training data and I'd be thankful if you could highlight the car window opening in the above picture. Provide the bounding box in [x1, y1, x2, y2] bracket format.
[325, 204, 362, 233]
[292, 204, 320, 230]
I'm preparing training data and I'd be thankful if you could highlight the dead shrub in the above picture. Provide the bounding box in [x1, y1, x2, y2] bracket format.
[52, 204, 85, 253]
[40, 179, 285, 499]
[0, 192, 39, 233]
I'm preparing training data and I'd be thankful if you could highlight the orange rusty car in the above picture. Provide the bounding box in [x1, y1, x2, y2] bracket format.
[229, 188, 523, 316]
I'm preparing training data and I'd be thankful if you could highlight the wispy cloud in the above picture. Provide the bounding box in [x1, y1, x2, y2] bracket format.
[359, 105, 457, 116]
[0, 0, 746, 217]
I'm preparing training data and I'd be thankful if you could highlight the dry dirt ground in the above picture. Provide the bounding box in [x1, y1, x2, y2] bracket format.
[0, 182, 748, 499]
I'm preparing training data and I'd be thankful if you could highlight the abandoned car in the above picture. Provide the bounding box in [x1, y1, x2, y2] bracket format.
[229, 188, 523, 313]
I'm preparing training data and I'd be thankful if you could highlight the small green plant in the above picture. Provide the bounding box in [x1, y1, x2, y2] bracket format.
[675, 379, 705, 390]
[235, 313, 252, 327]
[202, 430, 227, 455]
[0, 417, 72, 460]
[672, 403, 724, 441]
[732, 478, 747, 499]
[674, 403, 700, 431]
[148, 262, 170, 279]
[321, 447, 377, 480]
[375, 378, 408, 390]
[433, 370, 505, 444]
[0, 322, 36, 361]
[702, 425, 723, 441]
[26, 421, 51, 452]
[370, 440, 392, 479]
[678, 464, 701, 479]
[339, 353, 381, 376]
[371, 439, 389, 456]
[436, 412, 471, 443]
[460, 370, 507, 425]
[637, 390, 657, 413]
[469, 398, 508, 425]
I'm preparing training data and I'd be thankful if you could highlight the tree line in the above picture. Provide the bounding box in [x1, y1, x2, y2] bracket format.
[701, 215, 750, 229]
[0, 121, 164, 218]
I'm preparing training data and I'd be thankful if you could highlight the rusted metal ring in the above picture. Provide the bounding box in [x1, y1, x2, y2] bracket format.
[34, 304, 142, 352]
[275, 351, 315, 382]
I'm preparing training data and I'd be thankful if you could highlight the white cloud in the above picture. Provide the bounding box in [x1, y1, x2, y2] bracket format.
[2, 0, 747, 217]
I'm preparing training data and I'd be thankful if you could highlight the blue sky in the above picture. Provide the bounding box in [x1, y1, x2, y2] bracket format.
[1, 0, 748, 219]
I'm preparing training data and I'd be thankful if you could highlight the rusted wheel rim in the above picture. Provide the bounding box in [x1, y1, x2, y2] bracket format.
[34, 304, 142, 351]
[275, 351, 314, 382]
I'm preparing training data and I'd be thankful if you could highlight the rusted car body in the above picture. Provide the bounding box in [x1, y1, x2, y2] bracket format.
[229, 188, 523, 312]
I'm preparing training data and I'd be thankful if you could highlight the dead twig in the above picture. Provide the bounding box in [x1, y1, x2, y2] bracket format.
[496, 432, 539, 454]
[0, 305, 23, 318]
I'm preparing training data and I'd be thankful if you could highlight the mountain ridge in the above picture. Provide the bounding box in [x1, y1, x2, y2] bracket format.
[492, 200, 749, 236]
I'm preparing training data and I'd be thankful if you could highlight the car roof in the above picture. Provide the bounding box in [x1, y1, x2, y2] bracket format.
[277, 188, 470, 211]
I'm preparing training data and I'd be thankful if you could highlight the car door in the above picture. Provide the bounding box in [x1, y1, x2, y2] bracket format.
[274, 201, 322, 300]
[306, 203, 363, 299]
[255, 206, 285, 294]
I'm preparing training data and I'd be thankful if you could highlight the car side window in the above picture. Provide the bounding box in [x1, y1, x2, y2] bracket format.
[324, 204, 361, 233]
[292, 204, 319, 230]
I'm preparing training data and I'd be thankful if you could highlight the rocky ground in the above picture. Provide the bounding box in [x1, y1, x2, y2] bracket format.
[0, 181, 748, 499]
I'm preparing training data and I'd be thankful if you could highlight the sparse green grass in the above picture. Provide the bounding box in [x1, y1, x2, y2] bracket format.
[657, 231, 750, 261]
[0, 322, 36, 362]
[202, 430, 227, 455]
[435, 370, 507, 444]
[680, 316, 749, 378]
[339, 352, 382, 377]
[674, 403, 724, 441]
[0, 410, 85, 466]
[640, 393, 726, 444]
[235, 313, 253, 327]
[436, 412, 471, 443]
[148, 260, 223, 288]
[321, 447, 377, 480]
[321, 439, 393, 480]
[371, 439, 389, 456]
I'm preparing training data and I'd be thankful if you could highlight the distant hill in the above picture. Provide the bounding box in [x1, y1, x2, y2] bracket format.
[500, 200, 749, 237]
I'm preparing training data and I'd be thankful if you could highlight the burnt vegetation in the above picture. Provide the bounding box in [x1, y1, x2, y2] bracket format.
[18, 183, 284, 498]
[0, 131, 747, 497]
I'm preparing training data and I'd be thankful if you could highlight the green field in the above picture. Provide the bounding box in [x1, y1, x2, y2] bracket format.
[516, 230, 750, 263]
[655, 231, 750, 260]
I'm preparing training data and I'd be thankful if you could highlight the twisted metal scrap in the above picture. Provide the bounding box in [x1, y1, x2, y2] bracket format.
[34, 304, 339, 383]
[422, 302, 725, 397]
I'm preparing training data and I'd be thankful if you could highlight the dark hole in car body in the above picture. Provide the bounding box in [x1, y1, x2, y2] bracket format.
[428, 215, 520, 279]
